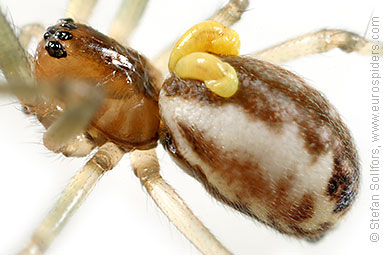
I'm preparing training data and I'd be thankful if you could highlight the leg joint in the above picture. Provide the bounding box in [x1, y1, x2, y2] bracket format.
[319, 29, 368, 53]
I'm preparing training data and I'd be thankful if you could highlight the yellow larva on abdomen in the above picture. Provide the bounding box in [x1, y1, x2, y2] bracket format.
[159, 55, 359, 240]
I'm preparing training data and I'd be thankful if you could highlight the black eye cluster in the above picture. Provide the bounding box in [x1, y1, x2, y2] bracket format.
[44, 18, 77, 59]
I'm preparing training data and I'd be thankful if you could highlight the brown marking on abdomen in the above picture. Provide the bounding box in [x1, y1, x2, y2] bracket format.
[327, 149, 359, 213]
[289, 194, 315, 222]
[173, 122, 321, 236]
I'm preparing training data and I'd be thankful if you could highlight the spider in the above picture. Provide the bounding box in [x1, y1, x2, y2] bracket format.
[0, 0, 381, 255]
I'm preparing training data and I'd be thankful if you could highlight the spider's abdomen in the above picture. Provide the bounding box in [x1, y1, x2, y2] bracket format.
[34, 19, 161, 150]
[159, 55, 359, 240]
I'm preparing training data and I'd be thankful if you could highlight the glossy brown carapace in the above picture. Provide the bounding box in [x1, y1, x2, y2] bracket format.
[33, 18, 161, 151]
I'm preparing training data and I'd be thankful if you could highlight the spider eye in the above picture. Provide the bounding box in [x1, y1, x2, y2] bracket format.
[57, 18, 77, 30]
[43, 26, 57, 41]
[58, 18, 75, 23]
[45, 41, 67, 58]
[60, 23, 77, 30]
[55, 30, 73, 40]
[43, 32, 51, 40]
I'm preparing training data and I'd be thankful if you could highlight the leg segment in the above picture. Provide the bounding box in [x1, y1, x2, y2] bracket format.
[18, 23, 45, 49]
[252, 29, 383, 64]
[0, 79, 103, 153]
[0, 11, 36, 106]
[154, 0, 249, 75]
[41, 81, 103, 152]
[130, 149, 231, 255]
[65, 0, 98, 23]
[108, 0, 149, 44]
[208, 0, 249, 27]
[20, 142, 125, 255]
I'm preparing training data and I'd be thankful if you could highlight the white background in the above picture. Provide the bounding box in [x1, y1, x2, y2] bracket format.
[0, 0, 382, 254]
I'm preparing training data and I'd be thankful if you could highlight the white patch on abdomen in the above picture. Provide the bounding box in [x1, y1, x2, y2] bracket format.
[160, 94, 337, 230]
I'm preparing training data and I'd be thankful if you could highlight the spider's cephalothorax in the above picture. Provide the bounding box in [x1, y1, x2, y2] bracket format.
[33, 18, 162, 152]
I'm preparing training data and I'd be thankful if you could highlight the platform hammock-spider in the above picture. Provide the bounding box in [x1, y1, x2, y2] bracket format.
[0, 0, 381, 254]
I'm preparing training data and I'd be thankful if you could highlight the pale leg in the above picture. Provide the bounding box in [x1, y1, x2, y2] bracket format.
[108, 0, 149, 44]
[130, 149, 232, 255]
[208, 0, 249, 27]
[40, 81, 103, 152]
[18, 23, 45, 49]
[0, 11, 36, 105]
[20, 142, 125, 255]
[252, 29, 383, 64]
[65, 0, 98, 22]
[154, 0, 250, 74]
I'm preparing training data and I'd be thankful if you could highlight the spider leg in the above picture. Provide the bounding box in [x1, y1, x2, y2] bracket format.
[66, 0, 149, 44]
[252, 29, 383, 64]
[20, 142, 125, 255]
[40, 80, 103, 153]
[0, 81, 100, 156]
[0, 11, 36, 105]
[130, 149, 231, 255]
[154, 0, 250, 74]
[208, 0, 249, 27]
[65, 0, 98, 23]
[108, 0, 149, 45]
[18, 23, 45, 50]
